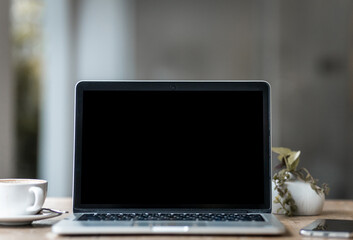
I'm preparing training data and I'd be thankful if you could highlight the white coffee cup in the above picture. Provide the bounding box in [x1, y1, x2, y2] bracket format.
[0, 179, 47, 216]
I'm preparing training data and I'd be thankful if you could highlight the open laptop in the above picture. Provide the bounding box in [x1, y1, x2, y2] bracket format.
[52, 80, 285, 235]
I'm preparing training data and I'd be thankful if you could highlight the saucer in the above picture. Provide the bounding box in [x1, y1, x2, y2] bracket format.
[0, 212, 61, 226]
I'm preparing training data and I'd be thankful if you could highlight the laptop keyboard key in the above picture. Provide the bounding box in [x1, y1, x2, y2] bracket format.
[77, 213, 265, 222]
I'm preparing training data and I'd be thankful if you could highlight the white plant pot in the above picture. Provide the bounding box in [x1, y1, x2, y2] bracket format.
[272, 180, 325, 216]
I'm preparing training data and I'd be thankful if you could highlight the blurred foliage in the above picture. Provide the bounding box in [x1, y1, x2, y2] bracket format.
[272, 147, 329, 216]
[11, 0, 43, 178]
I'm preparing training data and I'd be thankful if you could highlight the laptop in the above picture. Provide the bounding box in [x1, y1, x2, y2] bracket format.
[52, 80, 285, 235]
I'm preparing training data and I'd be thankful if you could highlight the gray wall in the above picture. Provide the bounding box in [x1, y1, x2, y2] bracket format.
[134, 0, 353, 198]
[135, 0, 282, 144]
[37, 0, 353, 198]
[278, 0, 353, 198]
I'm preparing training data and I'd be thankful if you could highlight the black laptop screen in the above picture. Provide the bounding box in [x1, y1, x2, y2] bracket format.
[75, 82, 270, 210]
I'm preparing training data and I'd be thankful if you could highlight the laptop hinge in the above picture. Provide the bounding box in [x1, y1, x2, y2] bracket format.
[73, 208, 252, 214]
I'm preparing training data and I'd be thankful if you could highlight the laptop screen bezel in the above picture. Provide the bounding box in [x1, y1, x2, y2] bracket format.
[73, 80, 272, 213]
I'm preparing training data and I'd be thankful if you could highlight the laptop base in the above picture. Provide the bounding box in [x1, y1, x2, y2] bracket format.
[52, 213, 285, 235]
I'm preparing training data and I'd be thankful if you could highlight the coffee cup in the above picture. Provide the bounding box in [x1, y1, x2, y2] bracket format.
[0, 179, 47, 216]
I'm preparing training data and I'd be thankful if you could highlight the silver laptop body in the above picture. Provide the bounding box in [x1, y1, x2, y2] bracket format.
[52, 80, 285, 235]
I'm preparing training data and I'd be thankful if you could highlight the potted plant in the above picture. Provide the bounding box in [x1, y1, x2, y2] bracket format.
[272, 147, 329, 216]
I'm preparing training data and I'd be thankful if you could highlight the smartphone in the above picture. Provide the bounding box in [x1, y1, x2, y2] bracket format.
[300, 219, 353, 238]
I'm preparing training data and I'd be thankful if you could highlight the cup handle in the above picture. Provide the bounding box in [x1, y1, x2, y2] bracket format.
[26, 186, 45, 214]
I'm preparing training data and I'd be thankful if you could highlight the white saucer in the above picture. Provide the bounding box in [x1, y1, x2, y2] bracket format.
[0, 212, 61, 226]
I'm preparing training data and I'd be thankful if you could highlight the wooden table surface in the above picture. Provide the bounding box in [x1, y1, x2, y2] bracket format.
[1, 198, 352, 240]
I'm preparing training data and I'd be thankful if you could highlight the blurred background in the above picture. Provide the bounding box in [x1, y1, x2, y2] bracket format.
[0, 0, 353, 198]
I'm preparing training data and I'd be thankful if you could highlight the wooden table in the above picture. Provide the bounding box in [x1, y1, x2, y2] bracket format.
[1, 198, 352, 239]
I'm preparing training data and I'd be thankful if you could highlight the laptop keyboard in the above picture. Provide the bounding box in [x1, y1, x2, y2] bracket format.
[77, 213, 264, 222]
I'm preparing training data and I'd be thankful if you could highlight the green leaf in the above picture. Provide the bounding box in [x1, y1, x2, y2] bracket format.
[288, 151, 300, 164]
[272, 147, 292, 156]
[289, 158, 300, 171]
[286, 151, 300, 171]
[322, 184, 330, 195]
[283, 157, 289, 169]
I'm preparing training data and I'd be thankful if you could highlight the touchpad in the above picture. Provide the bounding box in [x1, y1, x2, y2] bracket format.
[150, 221, 206, 232]
[152, 225, 190, 233]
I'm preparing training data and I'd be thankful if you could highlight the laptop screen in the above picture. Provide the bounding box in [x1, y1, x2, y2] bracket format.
[74, 81, 271, 211]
